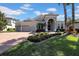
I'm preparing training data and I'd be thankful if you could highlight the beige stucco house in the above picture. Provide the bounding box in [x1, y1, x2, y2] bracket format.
[16, 13, 61, 32]
[15, 13, 79, 32]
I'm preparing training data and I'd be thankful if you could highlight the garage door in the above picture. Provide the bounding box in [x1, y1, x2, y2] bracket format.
[16, 26, 21, 32]
[22, 26, 31, 32]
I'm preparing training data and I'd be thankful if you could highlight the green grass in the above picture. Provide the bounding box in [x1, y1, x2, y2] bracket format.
[1, 35, 79, 56]
[66, 35, 78, 42]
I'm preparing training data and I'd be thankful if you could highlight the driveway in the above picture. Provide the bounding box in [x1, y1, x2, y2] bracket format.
[0, 32, 32, 54]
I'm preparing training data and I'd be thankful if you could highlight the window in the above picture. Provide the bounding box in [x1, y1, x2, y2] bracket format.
[7, 20, 12, 26]
[37, 23, 44, 30]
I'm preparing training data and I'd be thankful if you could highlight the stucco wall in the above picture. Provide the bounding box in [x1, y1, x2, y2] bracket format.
[74, 23, 79, 29]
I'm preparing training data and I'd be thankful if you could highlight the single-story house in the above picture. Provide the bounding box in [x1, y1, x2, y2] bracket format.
[15, 13, 79, 32]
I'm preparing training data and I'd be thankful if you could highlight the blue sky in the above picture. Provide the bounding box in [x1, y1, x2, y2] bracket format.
[0, 3, 79, 21]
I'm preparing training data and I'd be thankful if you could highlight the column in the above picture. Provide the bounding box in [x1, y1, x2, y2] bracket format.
[20, 22, 22, 32]
[45, 20, 48, 32]
[54, 21, 56, 31]
[54, 20, 57, 31]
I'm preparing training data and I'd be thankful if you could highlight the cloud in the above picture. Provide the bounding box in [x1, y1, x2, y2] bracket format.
[76, 6, 79, 9]
[0, 4, 34, 18]
[23, 4, 31, 7]
[47, 8, 57, 12]
[58, 14, 64, 18]
[34, 11, 48, 16]
[57, 14, 64, 21]
[75, 14, 79, 16]
[20, 4, 34, 10]
[75, 6, 79, 13]
[0, 6, 24, 16]
[5, 15, 15, 18]
[34, 11, 41, 15]
[20, 7, 33, 10]
[41, 12, 48, 15]
[74, 6, 79, 19]
[75, 14, 79, 19]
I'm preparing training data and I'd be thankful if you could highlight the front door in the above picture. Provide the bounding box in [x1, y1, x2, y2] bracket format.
[48, 19, 54, 31]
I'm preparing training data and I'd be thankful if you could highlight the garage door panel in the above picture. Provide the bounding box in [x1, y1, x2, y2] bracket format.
[22, 26, 31, 32]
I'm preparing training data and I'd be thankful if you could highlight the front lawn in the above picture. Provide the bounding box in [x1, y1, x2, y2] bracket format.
[1, 34, 79, 56]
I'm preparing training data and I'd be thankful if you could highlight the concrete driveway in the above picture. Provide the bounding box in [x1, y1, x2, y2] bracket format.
[0, 32, 32, 54]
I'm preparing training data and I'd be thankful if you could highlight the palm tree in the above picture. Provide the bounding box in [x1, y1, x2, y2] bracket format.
[71, 3, 75, 31]
[63, 3, 67, 28]
[59, 3, 69, 31]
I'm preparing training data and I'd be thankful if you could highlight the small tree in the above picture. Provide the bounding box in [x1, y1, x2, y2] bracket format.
[60, 24, 65, 31]
[36, 23, 45, 32]
[0, 11, 7, 31]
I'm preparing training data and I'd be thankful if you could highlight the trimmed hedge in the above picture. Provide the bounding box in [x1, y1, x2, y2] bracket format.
[7, 28, 15, 32]
[27, 32, 61, 42]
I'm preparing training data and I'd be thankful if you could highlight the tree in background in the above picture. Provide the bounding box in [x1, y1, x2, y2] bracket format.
[59, 3, 70, 32]
[63, 3, 67, 29]
[0, 11, 7, 31]
[67, 3, 75, 33]
[67, 17, 72, 26]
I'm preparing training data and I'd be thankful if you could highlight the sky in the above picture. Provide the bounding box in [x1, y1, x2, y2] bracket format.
[0, 3, 79, 21]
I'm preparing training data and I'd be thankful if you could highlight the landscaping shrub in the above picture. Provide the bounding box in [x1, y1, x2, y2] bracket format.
[56, 29, 65, 32]
[37, 32, 48, 36]
[7, 28, 15, 32]
[76, 29, 79, 33]
[27, 32, 61, 42]
[27, 36, 41, 42]
[36, 29, 45, 32]
[60, 29, 65, 32]
[27, 32, 48, 42]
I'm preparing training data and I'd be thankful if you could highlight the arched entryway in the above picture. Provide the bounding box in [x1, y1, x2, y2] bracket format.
[48, 19, 54, 31]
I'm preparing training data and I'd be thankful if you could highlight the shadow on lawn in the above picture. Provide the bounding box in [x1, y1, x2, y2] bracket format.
[49, 36, 79, 56]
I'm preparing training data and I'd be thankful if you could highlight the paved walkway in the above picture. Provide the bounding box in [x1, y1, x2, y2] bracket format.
[0, 32, 32, 54]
